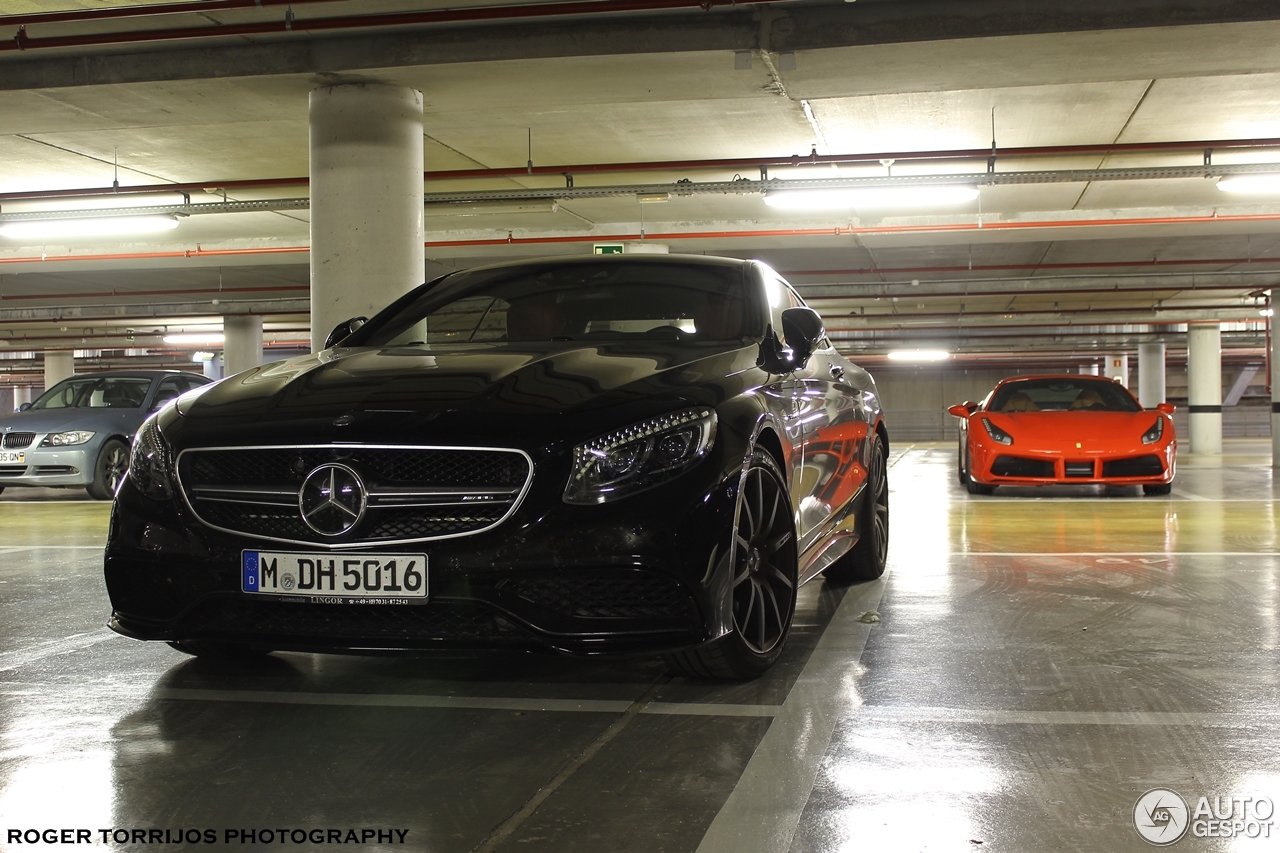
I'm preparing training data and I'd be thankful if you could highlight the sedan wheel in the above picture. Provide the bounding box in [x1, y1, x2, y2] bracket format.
[664, 449, 797, 680]
[86, 438, 129, 501]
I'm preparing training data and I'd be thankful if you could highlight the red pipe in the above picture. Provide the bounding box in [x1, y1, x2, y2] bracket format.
[1, 0, 781, 52]
[5, 137, 1280, 204]
[784, 257, 1280, 278]
[0, 0, 347, 27]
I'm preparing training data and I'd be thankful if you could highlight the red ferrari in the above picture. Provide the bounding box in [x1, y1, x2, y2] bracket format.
[948, 375, 1176, 496]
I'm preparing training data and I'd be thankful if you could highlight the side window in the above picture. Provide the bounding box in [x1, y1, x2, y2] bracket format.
[180, 376, 209, 393]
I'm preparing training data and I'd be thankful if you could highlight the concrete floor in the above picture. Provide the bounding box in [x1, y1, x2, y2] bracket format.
[1, 441, 1277, 852]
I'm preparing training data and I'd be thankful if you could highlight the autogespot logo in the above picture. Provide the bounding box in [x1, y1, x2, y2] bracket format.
[1134, 788, 1190, 846]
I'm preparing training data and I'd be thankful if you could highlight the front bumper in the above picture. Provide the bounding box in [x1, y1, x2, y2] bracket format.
[104, 454, 739, 657]
[970, 441, 1175, 487]
[0, 443, 95, 487]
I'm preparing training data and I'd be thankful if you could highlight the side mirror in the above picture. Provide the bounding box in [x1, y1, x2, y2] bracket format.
[947, 404, 972, 418]
[324, 316, 367, 349]
[16, 402, 32, 413]
[756, 324, 795, 374]
[1156, 402, 1176, 414]
[781, 307, 825, 368]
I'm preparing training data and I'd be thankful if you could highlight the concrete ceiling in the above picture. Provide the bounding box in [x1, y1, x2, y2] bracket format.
[2, 0, 1280, 379]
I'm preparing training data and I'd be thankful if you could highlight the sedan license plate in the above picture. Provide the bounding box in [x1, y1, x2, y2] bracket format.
[0, 451, 24, 464]
[242, 551, 428, 604]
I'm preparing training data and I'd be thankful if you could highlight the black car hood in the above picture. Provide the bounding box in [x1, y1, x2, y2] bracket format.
[176, 341, 755, 444]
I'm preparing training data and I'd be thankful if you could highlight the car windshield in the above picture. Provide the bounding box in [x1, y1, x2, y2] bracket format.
[352, 260, 751, 347]
[30, 377, 152, 410]
[987, 378, 1141, 413]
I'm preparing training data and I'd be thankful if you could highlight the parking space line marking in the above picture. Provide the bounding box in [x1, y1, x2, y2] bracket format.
[1171, 488, 1211, 501]
[0, 628, 117, 672]
[695, 577, 887, 853]
[851, 707, 1280, 727]
[957, 551, 1276, 557]
[154, 688, 784, 718]
[642, 702, 782, 717]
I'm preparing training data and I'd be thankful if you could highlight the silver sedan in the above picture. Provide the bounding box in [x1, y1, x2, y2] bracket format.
[1, 370, 210, 499]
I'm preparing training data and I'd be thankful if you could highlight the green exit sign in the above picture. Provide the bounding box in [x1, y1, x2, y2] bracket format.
[593, 244, 625, 255]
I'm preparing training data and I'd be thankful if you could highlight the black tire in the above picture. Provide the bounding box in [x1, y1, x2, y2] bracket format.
[825, 433, 889, 583]
[1143, 483, 1173, 496]
[664, 449, 797, 680]
[86, 438, 129, 501]
[966, 477, 994, 496]
[168, 640, 272, 658]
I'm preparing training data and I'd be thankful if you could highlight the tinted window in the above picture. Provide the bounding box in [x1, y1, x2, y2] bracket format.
[352, 261, 751, 347]
[150, 377, 187, 410]
[988, 378, 1141, 413]
[31, 377, 152, 410]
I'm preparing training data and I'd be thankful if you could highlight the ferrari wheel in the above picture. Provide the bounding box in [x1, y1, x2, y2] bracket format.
[826, 434, 888, 583]
[1143, 483, 1173, 496]
[966, 477, 994, 496]
[664, 449, 797, 680]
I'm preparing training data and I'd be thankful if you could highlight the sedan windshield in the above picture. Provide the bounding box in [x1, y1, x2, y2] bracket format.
[987, 378, 1141, 413]
[30, 377, 152, 410]
[352, 260, 751, 347]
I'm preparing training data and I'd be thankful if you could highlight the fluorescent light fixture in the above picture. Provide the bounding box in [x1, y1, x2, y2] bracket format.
[764, 185, 979, 210]
[0, 215, 180, 239]
[1260, 307, 1275, 317]
[887, 349, 951, 362]
[192, 351, 216, 361]
[164, 333, 224, 345]
[637, 193, 670, 204]
[1216, 174, 1280, 194]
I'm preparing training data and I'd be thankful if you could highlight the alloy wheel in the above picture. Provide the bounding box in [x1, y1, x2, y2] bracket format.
[730, 462, 796, 655]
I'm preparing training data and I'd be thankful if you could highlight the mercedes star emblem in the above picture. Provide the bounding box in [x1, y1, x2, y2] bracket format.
[299, 463, 367, 536]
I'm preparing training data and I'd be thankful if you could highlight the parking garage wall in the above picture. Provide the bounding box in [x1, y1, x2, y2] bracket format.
[876, 366, 1273, 441]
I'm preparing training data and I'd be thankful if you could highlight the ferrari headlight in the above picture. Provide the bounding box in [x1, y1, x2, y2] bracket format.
[40, 430, 95, 447]
[564, 408, 717, 505]
[981, 418, 1014, 446]
[128, 416, 175, 500]
[1141, 416, 1164, 445]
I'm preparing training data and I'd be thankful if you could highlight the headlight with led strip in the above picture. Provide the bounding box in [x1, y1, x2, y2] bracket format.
[564, 408, 717, 505]
[1141, 416, 1165, 445]
[128, 417, 176, 500]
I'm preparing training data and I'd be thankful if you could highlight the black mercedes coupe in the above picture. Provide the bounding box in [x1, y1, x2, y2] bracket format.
[105, 255, 888, 678]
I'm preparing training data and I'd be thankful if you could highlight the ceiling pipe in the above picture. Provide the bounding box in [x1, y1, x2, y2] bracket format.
[0, 0, 350, 27]
[0, 0, 785, 53]
[4, 136, 1280, 205]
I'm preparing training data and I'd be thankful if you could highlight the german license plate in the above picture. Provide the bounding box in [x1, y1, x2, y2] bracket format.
[241, 551, 428, 604]
[0, 451, 24, 463]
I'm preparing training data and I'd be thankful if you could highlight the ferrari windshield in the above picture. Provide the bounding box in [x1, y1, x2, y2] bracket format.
[987, 378, 1141, 413]
[351, 260, 752, 347]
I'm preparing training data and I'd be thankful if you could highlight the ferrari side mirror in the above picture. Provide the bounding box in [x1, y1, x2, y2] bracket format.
[324, 316, 368, 349]
[1156, 402, 1176, 414]
[947, 404, 973, 418]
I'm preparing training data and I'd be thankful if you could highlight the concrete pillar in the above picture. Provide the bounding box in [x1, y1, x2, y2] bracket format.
[309, 83, 425, 352]
[202, 354, 224, 381]
[1080, 364, 1100, 375]
[223, 314, 264, 377]
[1272, 295, 1280, 468]
[1138, 342, 1166, 407]
[1104, 354, 1129, 386]
[43, 351, 74, 388]
[14, 386, 33, 409]
[1187, 323, 1222, 455]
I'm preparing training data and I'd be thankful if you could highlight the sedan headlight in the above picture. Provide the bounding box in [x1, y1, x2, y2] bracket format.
[1141, 416, 1165, 445]
[981, 418, 1014, 446]
[128, 417, 175, 500]
[40, 430, 95, 447]
[564, 408, 717, 505]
